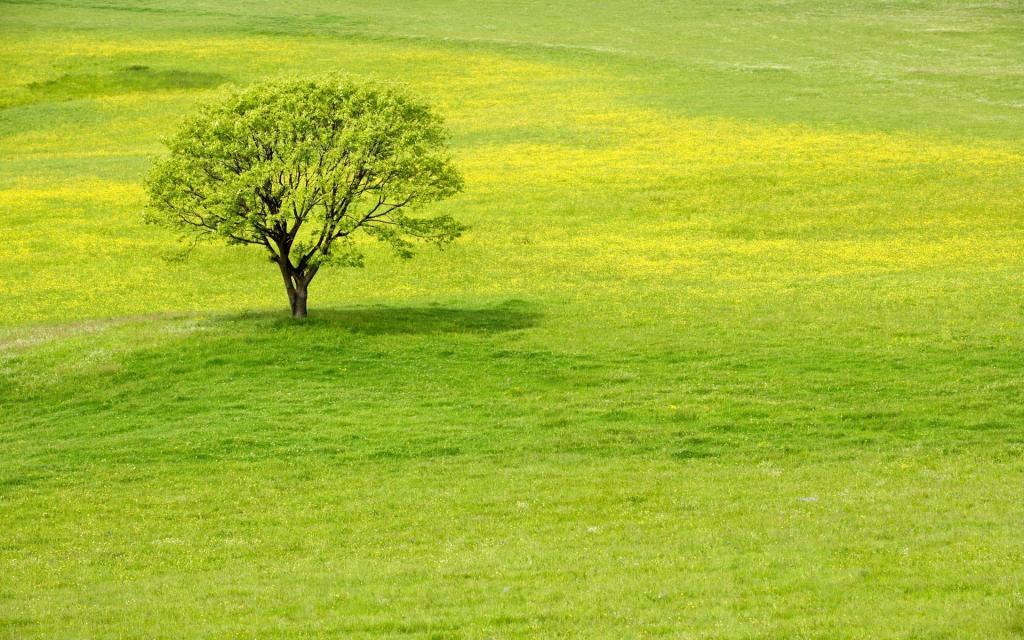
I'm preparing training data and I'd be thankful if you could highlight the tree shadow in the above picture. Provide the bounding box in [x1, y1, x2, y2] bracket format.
[223, 299, 542, 335]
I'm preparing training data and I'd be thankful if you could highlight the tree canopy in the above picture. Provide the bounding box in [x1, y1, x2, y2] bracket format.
[145, 76, 464, 317]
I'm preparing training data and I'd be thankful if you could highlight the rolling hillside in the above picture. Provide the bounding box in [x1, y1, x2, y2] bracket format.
[2, 1, 1023, 637]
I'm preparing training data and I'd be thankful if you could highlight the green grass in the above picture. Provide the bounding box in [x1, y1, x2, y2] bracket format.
[2, 0, 1023, 637]
[16, 65, 229, 108]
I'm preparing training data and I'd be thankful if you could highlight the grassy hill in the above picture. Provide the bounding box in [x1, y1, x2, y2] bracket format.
[1, 1, 1023, 637]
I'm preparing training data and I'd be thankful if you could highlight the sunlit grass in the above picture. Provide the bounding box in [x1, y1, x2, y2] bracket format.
[1, 1, 1023, 637]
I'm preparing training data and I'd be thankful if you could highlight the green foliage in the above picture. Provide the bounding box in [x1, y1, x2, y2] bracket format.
[145, 76, 464, 314]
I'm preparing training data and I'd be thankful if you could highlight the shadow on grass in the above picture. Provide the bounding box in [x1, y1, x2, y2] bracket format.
[223, 299, 542, 335]
[24, 65, 229, 104]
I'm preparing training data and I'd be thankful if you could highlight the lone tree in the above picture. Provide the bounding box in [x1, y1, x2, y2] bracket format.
[145, 77, 464, 317]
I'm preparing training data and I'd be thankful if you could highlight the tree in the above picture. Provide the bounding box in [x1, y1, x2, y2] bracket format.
[145, 77, 464, 318]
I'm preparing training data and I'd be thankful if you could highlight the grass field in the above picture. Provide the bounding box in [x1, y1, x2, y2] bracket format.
[2, 1, 1023, 637]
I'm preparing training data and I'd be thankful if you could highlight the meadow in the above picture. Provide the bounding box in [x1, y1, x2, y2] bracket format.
[1, 1, 1023, 637]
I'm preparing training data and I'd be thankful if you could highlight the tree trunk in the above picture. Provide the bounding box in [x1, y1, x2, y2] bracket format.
[276, 255, 314, 318]
[277, 259, 298, 316]
[292, 280, 308, 318]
